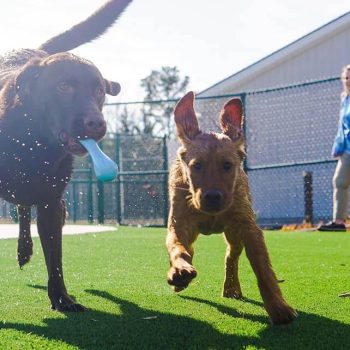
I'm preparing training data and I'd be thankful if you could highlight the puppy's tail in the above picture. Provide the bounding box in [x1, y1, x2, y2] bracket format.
[38, 0, 132, 54]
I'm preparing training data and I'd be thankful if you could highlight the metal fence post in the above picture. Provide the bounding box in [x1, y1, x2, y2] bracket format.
[115, 134, 122, 224]
[97, 180, 104, 224]
[162, 136, 169, 226]
[303, 171, 313, 223]
[240, 92, 248, 173]
[97, 141, 105, 224]
[72, 182, 77, 223]
[10, 204, 18, 223]
[88, 168, 94, 223]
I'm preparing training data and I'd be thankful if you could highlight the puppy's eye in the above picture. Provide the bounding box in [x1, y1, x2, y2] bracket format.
[223, 162, 233, 171]
[192, 162, 202, 171]
[96, 87, 105, 97]
[57, 82, 74, 94]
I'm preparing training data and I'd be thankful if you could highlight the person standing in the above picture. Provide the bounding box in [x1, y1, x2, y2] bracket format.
[318, 65, 350, 232]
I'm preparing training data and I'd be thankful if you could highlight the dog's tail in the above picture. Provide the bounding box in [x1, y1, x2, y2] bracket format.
[38, 0, 132, 54]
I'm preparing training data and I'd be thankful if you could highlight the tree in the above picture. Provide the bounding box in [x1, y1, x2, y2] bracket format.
[140, 66, 189, 138]
[113, 66, 189, 137]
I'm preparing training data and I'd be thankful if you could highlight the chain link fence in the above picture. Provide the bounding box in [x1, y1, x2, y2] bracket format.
[0, 133, 169, 227]
[196, 77, 342, 225]
[0, 77, 344, 226]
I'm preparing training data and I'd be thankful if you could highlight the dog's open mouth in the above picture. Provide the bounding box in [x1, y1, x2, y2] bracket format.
[59, 131, 88, 156]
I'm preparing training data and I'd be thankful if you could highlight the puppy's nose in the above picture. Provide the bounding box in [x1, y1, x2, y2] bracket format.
[84, 117, 106, 134]
[203, 189, 223, 211]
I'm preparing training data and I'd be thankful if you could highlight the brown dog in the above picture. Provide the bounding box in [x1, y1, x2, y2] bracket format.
[0, 0, 132, 311]
[166, 92, 297, 325]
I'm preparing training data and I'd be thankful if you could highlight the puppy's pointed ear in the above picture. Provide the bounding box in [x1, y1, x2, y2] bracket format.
[105, 79, 121, 96]
[15, 62, 42, 103]
[174, 91, 200, 143]
[220, 98, 243, 141]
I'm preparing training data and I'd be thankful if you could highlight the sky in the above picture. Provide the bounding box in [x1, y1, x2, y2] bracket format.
[0, 0, 349, 102]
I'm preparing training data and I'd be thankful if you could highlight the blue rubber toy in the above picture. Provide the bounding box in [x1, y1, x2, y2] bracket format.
[79, 139, 118, 182]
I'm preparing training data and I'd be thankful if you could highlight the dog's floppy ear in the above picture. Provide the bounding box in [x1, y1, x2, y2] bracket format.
[174, 91, 200, 143]
[105, 79, 121, 96]
[220, 98, 243, 141]
[15, 62, 42, 103]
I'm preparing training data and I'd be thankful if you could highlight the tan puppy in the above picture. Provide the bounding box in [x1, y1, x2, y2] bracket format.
[166, 91, 297, 325]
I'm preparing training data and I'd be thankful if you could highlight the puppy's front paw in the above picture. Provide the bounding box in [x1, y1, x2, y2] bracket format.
[268, 300, 298, 325]
[167, 262, 197, 291]
[223, 287, 243, 300]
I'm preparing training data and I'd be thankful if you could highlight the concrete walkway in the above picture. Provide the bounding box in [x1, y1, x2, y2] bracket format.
[0, 224, 116, 239]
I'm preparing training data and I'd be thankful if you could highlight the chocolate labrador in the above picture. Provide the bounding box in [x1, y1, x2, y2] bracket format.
[0, 0, 132, 311]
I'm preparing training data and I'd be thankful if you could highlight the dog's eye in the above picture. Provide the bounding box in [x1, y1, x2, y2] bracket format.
[57, 82, 74, 94]
[192, 162, 202, 171]
[223, 162, 233, 171]
[96, 87, 105, 97]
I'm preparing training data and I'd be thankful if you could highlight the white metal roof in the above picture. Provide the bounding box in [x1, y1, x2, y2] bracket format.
[199, 11, 350, 97]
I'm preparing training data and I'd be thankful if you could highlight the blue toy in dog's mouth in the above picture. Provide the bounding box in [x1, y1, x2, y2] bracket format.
[79, 139, 118, 182]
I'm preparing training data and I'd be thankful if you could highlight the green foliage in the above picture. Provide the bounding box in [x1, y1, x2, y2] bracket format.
[118, 67, 189, 137]
[1, 227, 350, 349]
[140, 66, 189, 102]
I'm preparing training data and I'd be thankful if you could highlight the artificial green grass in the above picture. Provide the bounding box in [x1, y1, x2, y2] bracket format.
[1, 227, 350, 349]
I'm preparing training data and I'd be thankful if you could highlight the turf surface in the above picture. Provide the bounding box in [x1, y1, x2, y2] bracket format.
[1, 226, 350, 349]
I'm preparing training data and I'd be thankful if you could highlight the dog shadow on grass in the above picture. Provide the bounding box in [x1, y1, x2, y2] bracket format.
[2, 287, 350, 349]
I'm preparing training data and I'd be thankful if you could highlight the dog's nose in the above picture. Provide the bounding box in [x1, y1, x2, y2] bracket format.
[84, 117, 106, 135]
[203, 189, 223, 211]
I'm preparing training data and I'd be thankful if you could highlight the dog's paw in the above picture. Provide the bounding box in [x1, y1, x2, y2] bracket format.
[167, 263, 197, 291]
[267, 300, 298, 325]
[17, 240, 33, 268]
[50, 293, 86, 312]
[173, 285, 187, 293]
[222, 287, 243, 300]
